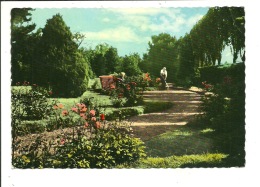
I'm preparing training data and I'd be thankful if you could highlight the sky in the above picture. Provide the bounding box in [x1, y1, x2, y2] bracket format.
[30, 8, 209, 57]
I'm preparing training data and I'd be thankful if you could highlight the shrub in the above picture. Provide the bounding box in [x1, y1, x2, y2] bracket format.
[16, 120, 48, 136]
[109, 76, 143, 107]
[197, 63, 245, 86]
[12, 121, 146, 168]
[11, 84, 54, 120]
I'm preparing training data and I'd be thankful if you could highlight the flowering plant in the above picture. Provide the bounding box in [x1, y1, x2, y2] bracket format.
[109, 75, 143, 107]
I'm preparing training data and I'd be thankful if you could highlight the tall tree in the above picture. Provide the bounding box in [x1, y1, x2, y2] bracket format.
[177, 34, 196, 84]
[11, 8, 37, 84]
[104, 46, 119, 74]
[32, 14, 89, 97]
[143, 33, 178, 82]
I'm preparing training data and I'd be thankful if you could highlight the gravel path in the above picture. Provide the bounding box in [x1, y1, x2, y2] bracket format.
[130, 89, 203, 126]
[130, 88, 204, 141]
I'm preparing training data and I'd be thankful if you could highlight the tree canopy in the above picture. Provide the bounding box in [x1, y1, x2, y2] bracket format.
[32, 14, 89, 97]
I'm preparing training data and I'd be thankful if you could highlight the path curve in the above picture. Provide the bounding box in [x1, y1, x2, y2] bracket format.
[129, 88, 204, 141]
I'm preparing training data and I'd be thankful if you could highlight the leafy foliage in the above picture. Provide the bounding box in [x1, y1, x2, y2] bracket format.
[32, 14, 89, 97]
[142, 33, 178, 83]
[13, 121, 146, 168]
[11, 8, 39, 84]
[108, 75, 143, 107]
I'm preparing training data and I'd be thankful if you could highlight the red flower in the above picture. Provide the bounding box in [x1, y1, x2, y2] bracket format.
[89, 110, 96, 116]
[100, 114, 105, 121]
[205, 84, 212, 89]
[62, 110, 69, 116]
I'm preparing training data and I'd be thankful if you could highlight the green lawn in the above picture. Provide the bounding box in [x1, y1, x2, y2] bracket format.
[123, 120, 245, 168]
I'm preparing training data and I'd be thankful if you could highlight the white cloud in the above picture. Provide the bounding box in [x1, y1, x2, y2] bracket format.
[104, 8, 188, 34]
[105, 8, 176, 16]
[102, 17, 110, 23]
[83, 26, 147, 43]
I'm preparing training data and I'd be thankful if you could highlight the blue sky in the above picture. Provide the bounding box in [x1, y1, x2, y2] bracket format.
[31, 8, 209, 57]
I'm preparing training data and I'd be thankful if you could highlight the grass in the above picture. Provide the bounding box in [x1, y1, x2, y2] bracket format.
[55, 90, 173, 119]
[131, 153, 228, 168]
[144, 126, 216, 157]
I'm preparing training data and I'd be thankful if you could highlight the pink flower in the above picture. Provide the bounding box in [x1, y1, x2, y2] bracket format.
[95, 121, 101, 129]
[80, 113, 87, 119]
[53, 105, 59, 110]
[58, 104, 64, 109]
[84, 122, 89, 128]
[62, 110, 69, 116]
[89, 110, 96, 116]
[60, 138, 65, 145]
[77, 103, 86, 109]
[91, 117, 96, 121]
[71, 107, 78, 113]
[80, 107, 87, 113]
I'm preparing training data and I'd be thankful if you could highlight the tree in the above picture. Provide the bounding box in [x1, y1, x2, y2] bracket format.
[189, 7, 245, 66]
[11, 8, 38, 84]
[177, 34, 196, 85]
[104, 47, 119, 74]
[143, 33, 178, 82]
[32, 14, 89, 97]
[118, 53, 142, 76]
[86, 44, 120, 76]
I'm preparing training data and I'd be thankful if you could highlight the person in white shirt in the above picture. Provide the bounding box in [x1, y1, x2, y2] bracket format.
[160, 67, 168, 89]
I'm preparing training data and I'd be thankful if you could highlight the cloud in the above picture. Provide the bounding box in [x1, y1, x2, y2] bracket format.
[102, 17, 111, 23]
[104, 8, 188, 34]
[83, 26, 148, 43]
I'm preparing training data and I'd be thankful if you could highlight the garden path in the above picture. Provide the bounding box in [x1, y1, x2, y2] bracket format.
[130, 86, 204, 141]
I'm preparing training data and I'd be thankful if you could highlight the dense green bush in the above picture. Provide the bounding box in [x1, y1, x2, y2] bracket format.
[197, 63, 245, 85]
[16, 120, 47, 136]
[11, 84, 54, 120]
[199, 65, 245, 160]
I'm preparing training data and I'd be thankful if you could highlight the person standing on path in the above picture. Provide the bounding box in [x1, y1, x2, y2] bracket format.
[160, 67, 169, 89]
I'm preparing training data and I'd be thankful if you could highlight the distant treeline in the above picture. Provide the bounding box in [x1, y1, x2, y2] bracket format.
[11, 7, 245, 97]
